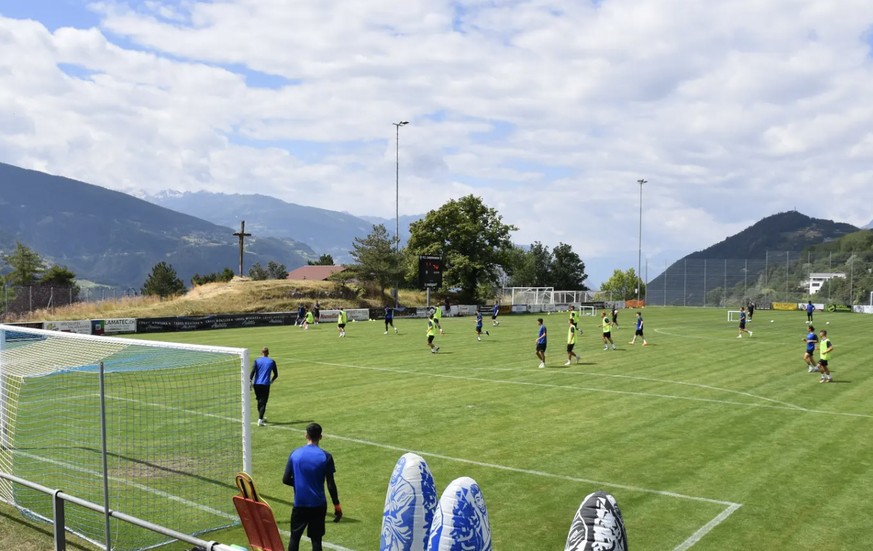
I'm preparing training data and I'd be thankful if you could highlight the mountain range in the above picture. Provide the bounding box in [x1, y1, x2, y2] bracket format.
[645, 211, 863, 305]
[1, 161, 870, 292]
[145, 190, 420, 263]
[0, 163, 314, 288]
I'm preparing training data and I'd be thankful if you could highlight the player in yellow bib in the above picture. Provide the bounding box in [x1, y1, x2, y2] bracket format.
[565, 317, 580, 365]
[426, 313, 439, 353]
[601, 311, 616, 350]
[337, 308, 348, 337]
[569, 305, 580, 331]
[816, 329, 833, 383]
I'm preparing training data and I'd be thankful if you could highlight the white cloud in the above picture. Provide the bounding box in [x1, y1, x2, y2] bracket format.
[1, 0, 873, 285]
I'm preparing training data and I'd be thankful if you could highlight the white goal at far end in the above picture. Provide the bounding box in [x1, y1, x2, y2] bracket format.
[727, 310, 742, 322]
[579, 305, 596, 316]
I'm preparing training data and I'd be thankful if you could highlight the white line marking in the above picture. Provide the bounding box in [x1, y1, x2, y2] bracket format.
[475, 366, 808, 411]
[15, 450, 235, 520]
[14, 449, 355, 551]
[265, 422, 741, 551]
[673, 502, 743, 551]
[306, 359, 873, 419]
[112, 391, 740, 550]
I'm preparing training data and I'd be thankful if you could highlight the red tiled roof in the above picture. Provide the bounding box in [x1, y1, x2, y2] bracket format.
[286, 265, 346, 281]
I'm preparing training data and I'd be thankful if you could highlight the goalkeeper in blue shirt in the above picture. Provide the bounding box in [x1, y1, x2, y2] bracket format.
[283, 423, 342, 551]
[249, 347, 278, 426]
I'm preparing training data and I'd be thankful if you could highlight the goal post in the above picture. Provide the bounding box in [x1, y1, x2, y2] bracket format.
[0, 324, 251, 551]
[727, 310, 741, 322]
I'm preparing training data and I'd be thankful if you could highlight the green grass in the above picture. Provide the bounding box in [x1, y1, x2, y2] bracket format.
[5, 307, 873, 550]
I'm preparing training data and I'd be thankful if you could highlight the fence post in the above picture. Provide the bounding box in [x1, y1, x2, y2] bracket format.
[53, 490, 67, 550]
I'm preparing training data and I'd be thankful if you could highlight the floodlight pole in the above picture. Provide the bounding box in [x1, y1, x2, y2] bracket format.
[636, 179, 646, 301]
[393, 121, 409, 309]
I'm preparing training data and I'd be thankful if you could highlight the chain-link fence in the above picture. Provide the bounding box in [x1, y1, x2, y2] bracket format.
[646, 250, 873, 308]
[1, 285, 135, 318]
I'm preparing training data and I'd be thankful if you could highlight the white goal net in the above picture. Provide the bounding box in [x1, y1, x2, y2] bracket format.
[727, 310, 742, 322]
[0, 325, 251, 550]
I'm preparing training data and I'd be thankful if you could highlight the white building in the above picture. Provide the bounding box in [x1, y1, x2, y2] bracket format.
[808, 272, 846, 294]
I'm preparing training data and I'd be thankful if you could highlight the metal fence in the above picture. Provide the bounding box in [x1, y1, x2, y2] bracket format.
[2, 285, 136, 317]
[0, 471, 237, 551]
[646, 250, 873, 307]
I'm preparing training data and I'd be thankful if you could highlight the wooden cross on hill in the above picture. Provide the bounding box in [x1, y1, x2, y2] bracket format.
[234, 221, 252, 277]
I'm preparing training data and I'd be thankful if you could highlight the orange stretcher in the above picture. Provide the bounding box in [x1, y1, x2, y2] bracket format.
[233, 472, 285, 551]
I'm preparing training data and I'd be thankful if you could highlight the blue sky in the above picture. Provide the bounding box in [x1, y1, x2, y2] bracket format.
[2, 0, 873, 286]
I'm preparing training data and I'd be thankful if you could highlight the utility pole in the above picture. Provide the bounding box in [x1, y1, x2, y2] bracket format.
[636, 179, 646, 301]
[393, 121, 409, 308]
[233, 221, 252, 277]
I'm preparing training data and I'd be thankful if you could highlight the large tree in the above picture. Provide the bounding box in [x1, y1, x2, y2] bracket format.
[600, 268, 645, 301]
[142, 261, 186, 298]
[348, 224, 403, 297]
[407, 195, 517, 303]
[551, 243, 588, 290]
[2, 242, 46, 286]
[504, 241, 588, 290]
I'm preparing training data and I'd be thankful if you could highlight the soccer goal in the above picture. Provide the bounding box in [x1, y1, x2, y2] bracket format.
[0, 325, 251, 551]
[579, 305, 596, 316]
[727, 310, 742, 322]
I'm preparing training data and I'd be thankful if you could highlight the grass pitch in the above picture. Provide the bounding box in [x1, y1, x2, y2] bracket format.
[5, 307, 873, 550]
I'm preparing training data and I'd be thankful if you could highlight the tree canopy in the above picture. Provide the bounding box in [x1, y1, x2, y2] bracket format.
[308, 254, 335, 266]
[348, 224, 403, 297]
[141, 261, 186, 298]
[2, 242, 46, 286]
[407, 195, 517, 303]
[504, 241, 588, 290]
[600, 268, 645, 300]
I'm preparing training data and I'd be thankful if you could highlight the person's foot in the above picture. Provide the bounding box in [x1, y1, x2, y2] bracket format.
[538, 362, 545, 368]
[257, 419, 266, 426]
[749, 331, 753, 337]
[564, 360, 571, 366]
[384, 331, 388, 335]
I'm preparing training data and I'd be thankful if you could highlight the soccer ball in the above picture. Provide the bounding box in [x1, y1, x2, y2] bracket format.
[770, 320, 774, 323]
[826, 321, 830, 325]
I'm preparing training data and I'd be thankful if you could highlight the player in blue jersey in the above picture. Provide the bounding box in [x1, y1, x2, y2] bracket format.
[806, 301, 815, 322]
[283, 423, 342, 551]
[475, 310, 490, 341]
[803, 325, 818, 373]
[535, 318, 547, 368]
[384, 305, 398, 334]
[628, 312, 648, 346]
[491, 302, 500, 326]
[249, 347, 278, 426]
[737, 306, 752, 338]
